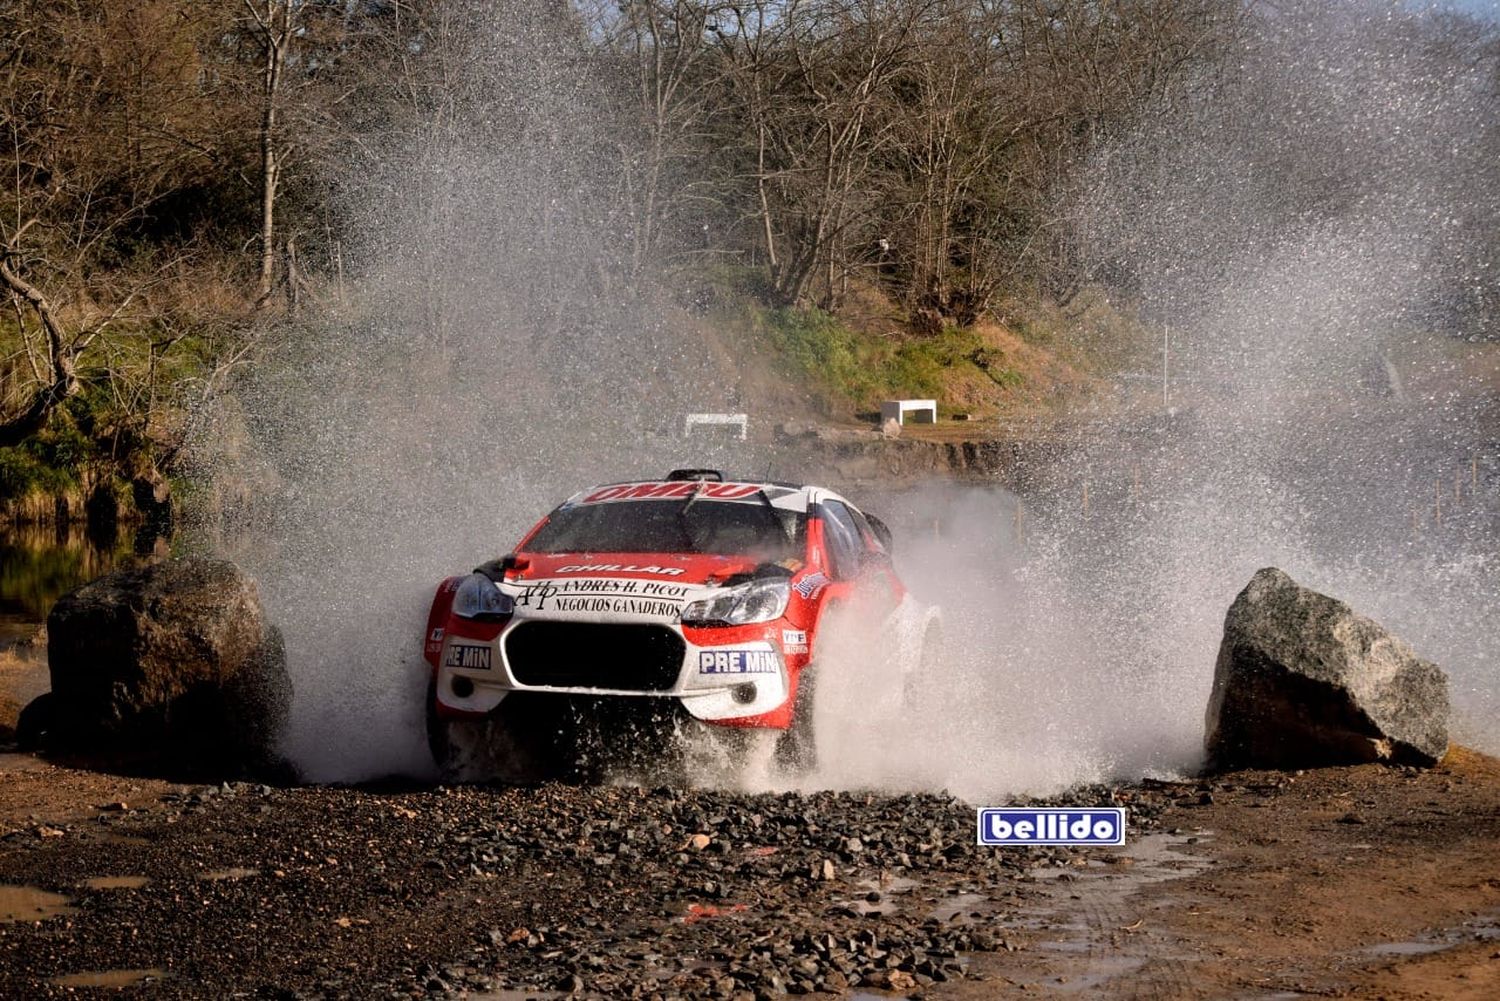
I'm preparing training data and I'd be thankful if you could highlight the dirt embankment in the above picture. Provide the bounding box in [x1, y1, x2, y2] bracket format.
[0, 741, 1498, 999]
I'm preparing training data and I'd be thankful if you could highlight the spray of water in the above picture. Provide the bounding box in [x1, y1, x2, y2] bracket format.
[803, 1, 1500, 799]
[191, 3, 1497, 792]
[186, 5, 755, 781]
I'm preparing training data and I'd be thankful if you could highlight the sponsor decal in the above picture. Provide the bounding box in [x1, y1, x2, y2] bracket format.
[782, 629, 808, 654]
[792, 572, 831, 599]
[976, 808, 1126, 846]
[444, 643, 493, 671]
[429, 627, 445, 643]
[555, 563, 686, 577]
[550, 597, 684, 617]
[514, 578, 690, 617]
[581, 482, 765, 504]
[698, 648, 780, 675]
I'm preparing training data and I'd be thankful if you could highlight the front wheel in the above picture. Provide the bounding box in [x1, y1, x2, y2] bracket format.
[776, 666, 818, 774]
[425, 680, 531, 783]
[425, 679, 491, 782]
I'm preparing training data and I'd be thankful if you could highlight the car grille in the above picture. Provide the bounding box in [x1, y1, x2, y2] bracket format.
[505, 623, 685, 692]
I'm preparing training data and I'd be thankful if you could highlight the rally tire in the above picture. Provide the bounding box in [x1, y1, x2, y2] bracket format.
[777, 666, 818, 774]
[425, 678, 463, 781]
[904, 621, 943, 711]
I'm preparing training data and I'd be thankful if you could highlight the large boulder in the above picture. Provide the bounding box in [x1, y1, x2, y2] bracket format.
[42, 558, 291, 773]
[1205, 567, 1449, 770]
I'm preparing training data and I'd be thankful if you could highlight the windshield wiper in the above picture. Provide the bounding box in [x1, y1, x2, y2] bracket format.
[752, 487, 794, 544]
[676, 479, 710, 551]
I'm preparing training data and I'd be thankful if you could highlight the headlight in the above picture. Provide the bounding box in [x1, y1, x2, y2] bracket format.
[452, 573, 514, 620]
[681, 578, 790, 626]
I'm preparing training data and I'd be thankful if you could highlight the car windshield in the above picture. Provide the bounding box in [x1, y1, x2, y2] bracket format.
[525, 498, 805, 560]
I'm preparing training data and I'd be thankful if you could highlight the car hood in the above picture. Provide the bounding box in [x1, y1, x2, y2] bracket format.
[509, 552, 766, 587]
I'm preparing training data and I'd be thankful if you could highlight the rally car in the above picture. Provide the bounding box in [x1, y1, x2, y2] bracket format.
[420, 469, 939, 780]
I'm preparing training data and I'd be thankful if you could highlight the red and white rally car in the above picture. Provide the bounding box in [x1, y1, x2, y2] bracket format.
[420, 469, 939, 780]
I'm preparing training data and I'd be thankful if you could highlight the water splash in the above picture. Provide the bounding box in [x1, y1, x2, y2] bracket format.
[804, 1, 1500, 798]
[190, 3, 1497, 790]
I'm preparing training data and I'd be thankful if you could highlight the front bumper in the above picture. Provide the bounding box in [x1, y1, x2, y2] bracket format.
[433, 615, 800, 727]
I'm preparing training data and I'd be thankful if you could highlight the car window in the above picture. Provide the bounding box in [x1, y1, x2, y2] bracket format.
[820, 501, 866, 579]
[525, 499, 805, 560]
[844, 505, 882, 552]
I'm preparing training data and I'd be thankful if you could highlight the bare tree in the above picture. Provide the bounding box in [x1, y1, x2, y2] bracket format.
[588, 1, 731, 280]
[242, 0, 300, 306]
[0, 1, 223, 446]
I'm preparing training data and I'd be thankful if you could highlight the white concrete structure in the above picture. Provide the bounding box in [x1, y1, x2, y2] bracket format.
[684, 413, 748, 440]
[879, 399, 937, 425]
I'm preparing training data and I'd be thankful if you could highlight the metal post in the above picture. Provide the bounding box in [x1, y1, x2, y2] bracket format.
[1163, 324, 1170, 411]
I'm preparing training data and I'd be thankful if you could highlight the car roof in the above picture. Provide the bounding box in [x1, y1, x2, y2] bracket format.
[559, 479, 857, 514]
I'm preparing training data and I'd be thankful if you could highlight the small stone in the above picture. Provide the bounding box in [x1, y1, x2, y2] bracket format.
[688, 834, 712, 851]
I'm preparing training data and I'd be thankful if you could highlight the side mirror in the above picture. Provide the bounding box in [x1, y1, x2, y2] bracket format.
[475, 553, 528, 581]
[865, 513, 894, 554]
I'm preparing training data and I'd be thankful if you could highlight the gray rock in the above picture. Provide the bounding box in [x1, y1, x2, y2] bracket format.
[45, 558, 292, 772]
[1204, 567, 1449, 769]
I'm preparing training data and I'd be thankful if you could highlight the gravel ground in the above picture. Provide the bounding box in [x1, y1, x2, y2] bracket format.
[0, 767, 1173, 1000]
[4, 751, 1500, 1000]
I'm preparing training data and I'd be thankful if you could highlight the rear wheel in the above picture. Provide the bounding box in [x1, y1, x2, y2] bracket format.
[903, 621, 942, 711]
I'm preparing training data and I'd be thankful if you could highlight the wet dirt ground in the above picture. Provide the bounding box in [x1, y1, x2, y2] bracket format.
[1, 727, 1499, 999]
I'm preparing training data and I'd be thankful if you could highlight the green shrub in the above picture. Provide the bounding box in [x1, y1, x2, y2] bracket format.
[756, 306, 1016, 412]
[0, 446, 74, 500]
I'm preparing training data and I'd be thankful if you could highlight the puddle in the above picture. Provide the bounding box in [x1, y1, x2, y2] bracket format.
[1364, 940, 1451, 957]
[0, 884, 77, 923]
[196, 867, 260, 881]
[1046, 955, 1147, 993]
[1362, 912, 1500, 959]
[51, 968, 167, 988]
[859, 874, 920, 894]
[930, 892, 988, 922]
[835, 874, 925, 917]
[83, 875, 150, 891]
[833, 897, 893, 917]
[1001, 833, 1215, 994]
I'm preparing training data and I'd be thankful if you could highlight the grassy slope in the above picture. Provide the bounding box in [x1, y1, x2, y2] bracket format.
[711, 286, 1158, 425]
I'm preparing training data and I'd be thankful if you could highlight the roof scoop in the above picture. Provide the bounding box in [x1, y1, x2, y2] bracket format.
[666, 468, 724, 482]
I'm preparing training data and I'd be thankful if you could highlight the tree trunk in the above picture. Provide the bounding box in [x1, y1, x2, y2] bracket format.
[254, 2, 290, 306]
[0, 252, 80, 446]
